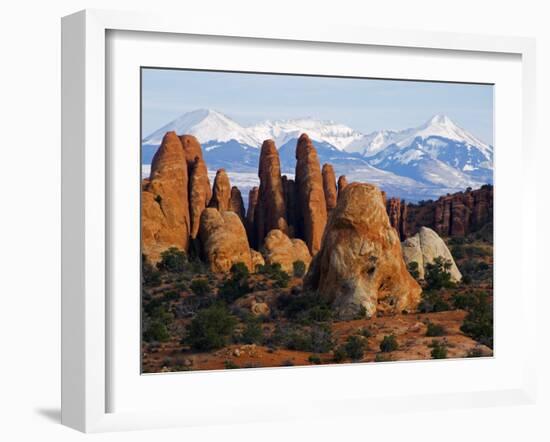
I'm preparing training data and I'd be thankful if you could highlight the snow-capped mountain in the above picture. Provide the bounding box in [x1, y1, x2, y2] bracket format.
[248, 118, 364, 151]
[142, 109, 259, 147]
[141, 109, 493, 201]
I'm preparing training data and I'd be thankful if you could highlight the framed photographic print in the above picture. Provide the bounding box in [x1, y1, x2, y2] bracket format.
[61, 9, 538, 432]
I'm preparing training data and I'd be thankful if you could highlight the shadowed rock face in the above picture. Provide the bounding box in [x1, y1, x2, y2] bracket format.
[295, 134, 327, 255]
[402, 227, 462, 282]
[229, 186, 246, 222]
[246, 187, 259, 248]
[337, 175, 348, 199]
[198, 208, 252, 272]
[261, 229, 311, 274]
[209, 169, 232, 211]
[188, 156, 211, 239]
[305, 183, 421, 319]
[282, 176, 297, 238]
[255, 140, 288, 247]
[142, 131, 190, 262]
[322, 163, 337, 213]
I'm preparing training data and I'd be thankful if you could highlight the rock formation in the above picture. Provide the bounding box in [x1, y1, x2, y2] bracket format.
[229, 186, 246, 222]
[246, 187, 259, 248]
[179, 134, 204, 167]
[188, 156, 211, 239]
[294, 134, 327, 255]
[337, 175, 348, 199]
[255, 140, 288, 246]
[401, 227, 462, 282]
[141, 131, 190, 262]
[304, 183, 421, 319]
[386, 197, 408, 240]
[250, 249, 265, 270]
[209, 169, 232, 211]
[282, 176, 297, 238]
[401, 185, 493, 239]
[322, 163, 337, 213]
[261, 229, 311, 274]
[198, 208, 252, 272]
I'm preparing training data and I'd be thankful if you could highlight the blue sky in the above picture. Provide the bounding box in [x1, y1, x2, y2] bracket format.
[142, 68, 494, 144]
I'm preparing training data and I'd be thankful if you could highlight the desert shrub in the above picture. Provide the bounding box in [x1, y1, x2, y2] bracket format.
[418, 290, 450, 313]
[190, 279, 210, 296]
[224, 360, 239, 369]
[380, 334, 399, 353]
[465, 245, 489, 258]
[277, 291, 332, 324]
[230, 262, 250, 280]
[333, 346, 347, 363]
[258, 262, 290, 288]
[449, 236, 466, 246]
[157, 247, 187, 273]
[271, 323, 333, 353]
[281, 359, 294, 367]
[143, 321, 170, 342]
[218, 271, 251, 304]
[293, 260, 307, 278]
[426, 322, 445, 337]
[429, 340, 448, 359]
[142, 254, 161, 287]
[344, 335, 367, 361]
[308, 355, 322, 365]
[451, 245, 465, 260]
[461, 299, 493, 348]
[459, 259, 492, 284]
[186, 304, 237, 351]
[407, 261, 421, 280]
[239, 316, 264, 345]
[357, 327, 373, 338]
[425, 257, 455, 290]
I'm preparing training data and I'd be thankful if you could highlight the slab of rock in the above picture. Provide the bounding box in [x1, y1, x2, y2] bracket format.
[322, 163, 337, 213]
[209, 169, 232, 211]
[179, 134, 204, 167]
[401, 226, 462, 282]
[337, 175, 348, 201]
[262, 229, 311, 274]
[188, 156, 212, 239]
[229, 186, 246, 222]
[282, 175, 297, 238]
[295, 134, 327, 255]
[255, 140, 288, 246]
[141, 131, 190, 262]
[198, 208, 252, 272]
[304, 183, 421, 319]
[246, 187, 259, 248]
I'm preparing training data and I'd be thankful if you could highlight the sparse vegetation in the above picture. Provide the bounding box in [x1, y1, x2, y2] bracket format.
[380, 334, 398, 353]
[157, 247, 187, 273]
[239, 316, 264, 345]
[407, 261, 421, 280]
[277, 291, 332, 324]
[333, 346, 347, 363]
[218, 263, 252, 303]
[308, 354, 322, 365]
[186, 304, 237, 351]
[429, 340, 448, 359]
[425, 257, 455, 290]
[426, 322, 445, 337]
[293, 260, 307, 278]
[258, 262, 290, 288]
[344, 335, 367, 361]
[418, 290, 450, 313]
[190, 279, 210, 296]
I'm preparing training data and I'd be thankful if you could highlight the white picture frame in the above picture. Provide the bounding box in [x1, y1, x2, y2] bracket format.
[61, 9, 538, 433]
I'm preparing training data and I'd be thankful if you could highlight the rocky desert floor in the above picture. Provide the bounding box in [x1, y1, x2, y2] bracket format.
[141, 238, 493, 373]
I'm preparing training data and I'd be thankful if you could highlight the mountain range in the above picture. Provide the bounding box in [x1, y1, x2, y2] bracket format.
[142, 109, 493, 202]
